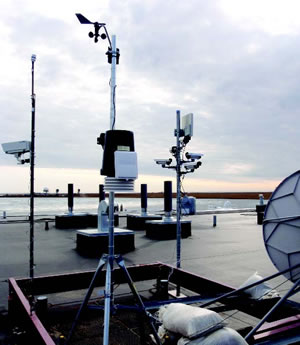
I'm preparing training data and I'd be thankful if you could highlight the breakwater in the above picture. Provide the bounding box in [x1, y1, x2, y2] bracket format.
[0, 191, 271, 199]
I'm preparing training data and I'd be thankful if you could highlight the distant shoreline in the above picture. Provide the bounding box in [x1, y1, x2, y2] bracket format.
[0, 191, 272, 199]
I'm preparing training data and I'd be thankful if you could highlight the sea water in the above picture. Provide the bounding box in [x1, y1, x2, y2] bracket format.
[0, 197, 260, 217]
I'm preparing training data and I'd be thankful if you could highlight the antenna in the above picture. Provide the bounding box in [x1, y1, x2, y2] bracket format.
[181, 112, 193, 138]
[29, 53, 37, 313]
[263, 170, 300, 282]
[154, 110, 203, 296]
[185, 170, 300, 342]
[1, 56, 36, 311]
[244, 170, 300, 341]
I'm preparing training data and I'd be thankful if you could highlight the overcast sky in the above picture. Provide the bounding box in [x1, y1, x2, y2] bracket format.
[0, 0, 299, 193]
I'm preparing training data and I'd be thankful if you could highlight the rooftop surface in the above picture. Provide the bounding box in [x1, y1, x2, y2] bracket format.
[1, 211, 297, 311]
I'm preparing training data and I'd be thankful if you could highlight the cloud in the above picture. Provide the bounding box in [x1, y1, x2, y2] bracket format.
[219, 0, 300, 36]
[0, 166, 281, 194]
[0, 0, 299, 193]
[222, 163, 254, 175]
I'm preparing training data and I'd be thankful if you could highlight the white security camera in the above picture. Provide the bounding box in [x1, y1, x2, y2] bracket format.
[2, 141, 31, 155]
[184, 162, 197, 170]
[184, 161, 202, 170]
[185, 152, 203, 160]
[154, 158, 172, 166]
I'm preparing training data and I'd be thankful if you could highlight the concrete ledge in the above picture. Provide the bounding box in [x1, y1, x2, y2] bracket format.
[145, 220, 191, 240]
[126, 213, 162, 230]
[55, 213, 90, 229]
[76, 229, 134, 257]
[55, 213, 119, 229]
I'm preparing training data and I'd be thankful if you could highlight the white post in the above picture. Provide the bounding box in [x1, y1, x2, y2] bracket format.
[110, 35, 117, 130]
[104, 35, 117, 345]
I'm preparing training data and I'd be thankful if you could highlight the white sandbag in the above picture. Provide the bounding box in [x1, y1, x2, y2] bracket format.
[177, 327, 248, 345]
[239, 272, 279, 300]
[158, 303, 225, 339]
[158, 325, 167, 340]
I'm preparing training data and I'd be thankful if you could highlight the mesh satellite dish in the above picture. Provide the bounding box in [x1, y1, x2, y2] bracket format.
[263, 170, 300, 282]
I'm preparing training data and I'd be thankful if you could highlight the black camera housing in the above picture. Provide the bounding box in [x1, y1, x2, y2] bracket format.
[97, 130, 135, 177]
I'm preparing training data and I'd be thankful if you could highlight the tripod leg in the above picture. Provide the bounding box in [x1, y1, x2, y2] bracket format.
[116, 256, 162, 345]
[65, 255, 108, 345]
[103, 256, 113, 345]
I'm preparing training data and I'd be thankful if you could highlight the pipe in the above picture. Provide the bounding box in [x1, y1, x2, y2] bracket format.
[141, 184, 147, 215]
[164, 181, 172, 216]
[67, 184, 74, 215]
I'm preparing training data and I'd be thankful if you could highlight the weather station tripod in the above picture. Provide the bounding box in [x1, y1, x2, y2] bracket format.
[65, 196, 161, 345]
[66, 14, 161, 345]
[65, 194, 161, 345]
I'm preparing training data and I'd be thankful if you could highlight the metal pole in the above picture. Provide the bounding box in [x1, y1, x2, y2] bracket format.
[176, 110, 182, 297]
[30, 54, 36, 288]
[98, 184, 106, 231]
[101, 191, 115, 345]
[99, 184, 105, 201]
[103, 167, 115, 345]
[176, 110, 181, 269]
[141, 184, 147, 216]
[110, 35, 116, 130]
[103, 257, 112, 345]
[103, 33, 117, 344]
[164, 181, 173, 219]
[67, 183, 74, 215]
[108, 191, 115, 259]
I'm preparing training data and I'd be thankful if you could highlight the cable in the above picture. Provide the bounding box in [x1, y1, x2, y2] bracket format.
[180, 176, 186, 195]
[109, 78, 117, 130]
[261, 271, 300, 297]
[112, 85, 116, 129]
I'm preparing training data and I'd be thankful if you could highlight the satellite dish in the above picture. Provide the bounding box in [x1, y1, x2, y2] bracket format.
[263, 170, 300, 282]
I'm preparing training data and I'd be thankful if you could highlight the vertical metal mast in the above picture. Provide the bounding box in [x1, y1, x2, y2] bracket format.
[103, 34, 117, 345]
[155, 110, 201, 294]
[30, 54, 36, 284]
[176, 110, 182, 270]
[68, 16, 162, 345]
[110, 35, 116, 130]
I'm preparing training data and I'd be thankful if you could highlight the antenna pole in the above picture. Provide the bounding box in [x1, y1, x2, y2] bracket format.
[103, 34, 117, 345]
[30, 54, 36, 306]
[176, 110, 182, 270]
[69, 17, 162, 344]
[110, 35, 116, 130]
[175, 110, 182, 297]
